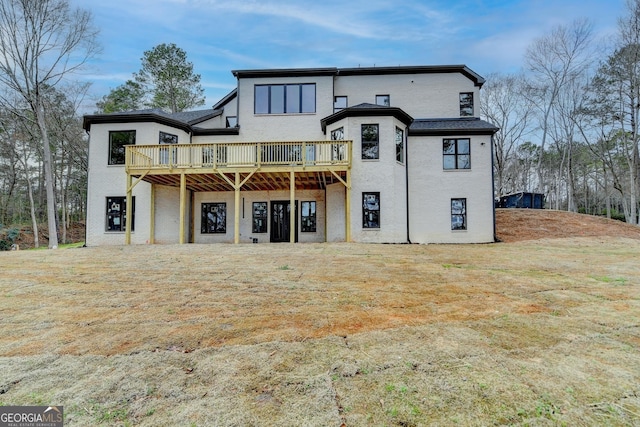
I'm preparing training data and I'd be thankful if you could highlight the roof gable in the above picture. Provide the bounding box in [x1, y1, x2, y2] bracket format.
[321, 103, 413, 133]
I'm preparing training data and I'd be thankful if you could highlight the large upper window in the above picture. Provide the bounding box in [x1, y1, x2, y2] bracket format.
[363, 192, 380, 229]
[106, 196, 134, 232]
[451, 198, 467, 230]
[443, 138, 470, 170]
[395, 127, 404, 164]
[361, 124, 379, 160]
[108, 131, 135, 165]
[460, 92, 474, 116]
[254, 84, 316, 114]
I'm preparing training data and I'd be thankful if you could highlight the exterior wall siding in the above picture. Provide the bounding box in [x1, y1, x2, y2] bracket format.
[407, 134, 494, 243]
[236, 75, 333, 141]
[191, 190, 326, 243]
[334, 73, 479, 119]
[344, 116, 408, 243]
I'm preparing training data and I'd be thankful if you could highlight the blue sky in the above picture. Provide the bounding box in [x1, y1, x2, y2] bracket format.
[72, 0, 625, 111]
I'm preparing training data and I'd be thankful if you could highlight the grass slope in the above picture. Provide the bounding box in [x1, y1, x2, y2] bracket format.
[0, 211, 639, 426]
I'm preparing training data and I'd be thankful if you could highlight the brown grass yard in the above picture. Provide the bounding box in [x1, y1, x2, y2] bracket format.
[0, 210, 639, 426]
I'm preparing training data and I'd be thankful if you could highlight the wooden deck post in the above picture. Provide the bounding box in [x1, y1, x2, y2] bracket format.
[125, 172, 132, 245]
[290, 169, 295, 243]
[345, 168, 351, 243]
[149, 183, 155, 244]
[179, 173, 186, 244]
[234, 172, 240, 244]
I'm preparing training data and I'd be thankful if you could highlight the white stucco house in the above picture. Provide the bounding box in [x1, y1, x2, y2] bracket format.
[82, 65, 499, 245]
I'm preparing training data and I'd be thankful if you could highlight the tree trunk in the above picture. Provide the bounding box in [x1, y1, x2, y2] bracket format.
[35, 101, 59, 249]
[25, 171, 39, 248]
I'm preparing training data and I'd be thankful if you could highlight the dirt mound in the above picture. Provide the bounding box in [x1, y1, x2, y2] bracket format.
[0, 222, 85, 249]
[496, 208, 640, 242]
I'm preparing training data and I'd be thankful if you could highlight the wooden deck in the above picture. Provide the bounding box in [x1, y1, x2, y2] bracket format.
[124, 141, 353, 244]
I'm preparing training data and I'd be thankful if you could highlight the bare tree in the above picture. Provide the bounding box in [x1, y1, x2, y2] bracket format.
[480, 72, 534, 197]
[0, 0, 99, 248]
[524, 19, 594, 196]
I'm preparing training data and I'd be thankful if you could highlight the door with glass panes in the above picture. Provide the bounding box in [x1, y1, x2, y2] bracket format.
[270, 201, 298, 242]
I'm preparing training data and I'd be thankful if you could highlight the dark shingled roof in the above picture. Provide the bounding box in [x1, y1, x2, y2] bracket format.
[409, 118, 499, 136]
[321, 103, 413, 132]
[83, 108, 222, 132]
[232, 65, 486, 87]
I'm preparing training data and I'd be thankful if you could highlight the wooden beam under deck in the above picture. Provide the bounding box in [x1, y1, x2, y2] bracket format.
[130, 168, 348, 193]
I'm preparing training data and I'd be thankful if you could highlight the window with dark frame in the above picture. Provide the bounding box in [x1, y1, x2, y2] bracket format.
[460, 92, 474, 116]
[301, 201, 316, 232]
[253, 202, 268, 233]
[330, 127, 345, 161]
[108, 130, 135, 165]
[395, 127, 404, 163]
[443, 138, 471, 170]
[361, 124, 379, 160]
[376, 94, 390, 106]
[363, 192, 380, 229]
[226, 116, 238, 127]
[254, 83, 316, 114]
[105, 196, 134, 232]
[334, 96, 347, 112]
[451, 198, 467, 230]
[159, 131, 178, 164]
[201, 203, 227, 233]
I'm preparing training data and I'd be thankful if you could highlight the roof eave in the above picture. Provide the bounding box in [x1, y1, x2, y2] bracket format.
[409, 128, 499, 136]
[82, 113, 192, 133]
[321, 106, 413, 132]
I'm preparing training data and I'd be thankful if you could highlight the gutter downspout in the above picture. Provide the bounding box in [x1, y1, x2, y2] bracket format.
[83, 129, 90, 247]
[491, 134, 497, 242]
[405, 126, 411, 243]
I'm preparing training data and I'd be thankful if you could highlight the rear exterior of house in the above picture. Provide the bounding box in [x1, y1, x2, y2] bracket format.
[83, 65, 499, 245]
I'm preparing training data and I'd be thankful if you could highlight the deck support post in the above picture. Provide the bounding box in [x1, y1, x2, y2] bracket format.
[179, 173, 186, 244]
[125, 173, 133, 245]
[149, 184, 155, 244]
[345, 168, 351, 243]
[290, 169, 295, 243]
[234, 172, 241, 244]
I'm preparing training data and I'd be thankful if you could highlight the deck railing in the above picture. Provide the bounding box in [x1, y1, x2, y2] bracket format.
[125, 140, 351, 170]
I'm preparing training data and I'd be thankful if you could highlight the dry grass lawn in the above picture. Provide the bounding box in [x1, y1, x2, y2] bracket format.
[0, 210, 639, 426]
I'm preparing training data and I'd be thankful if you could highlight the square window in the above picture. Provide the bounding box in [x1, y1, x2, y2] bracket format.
[226, 116, 237, 127]
[105, 196, 134, 232]
[451, 198, 467, 230]
[363, 192, 380, 228]
[201, 203, 227, 233]
[108, 130, 135, 165]
[460, 92, 474, 116]
[443, 139, 471, 170]
[334, 96, 347, 112]
[301, 201, 316, 232]
[361, 124, 379, 160]
[376, 94, 390, 106]
[253, 202, 268, 233]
